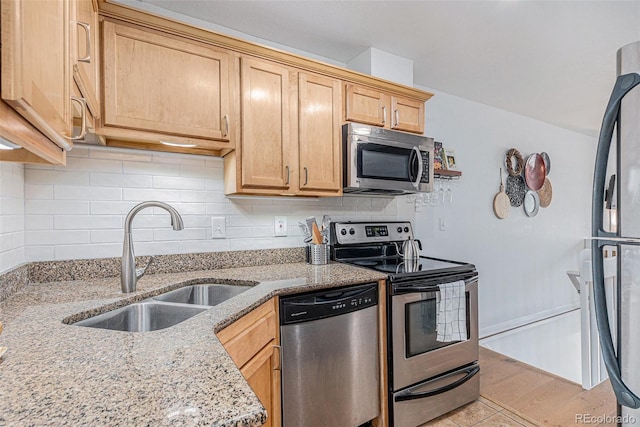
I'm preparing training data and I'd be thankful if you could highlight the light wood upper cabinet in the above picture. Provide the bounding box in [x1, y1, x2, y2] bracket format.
[390, 95, 424, 133]
[238, 57, 293, 191]
[225, 58, 341, 197]
[346, 84, 425, 134]
[100, 20, 233, 152]
[298, 72, 342, 194]
[71, 0, 100, 121]
[345, 85, 389, 128]
[1, 0, 73, 151]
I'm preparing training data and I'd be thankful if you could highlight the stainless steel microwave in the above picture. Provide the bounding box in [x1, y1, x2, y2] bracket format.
[343, 123, 434, 195]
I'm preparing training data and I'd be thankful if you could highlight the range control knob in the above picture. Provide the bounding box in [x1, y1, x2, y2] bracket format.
[340, 228, 347, 236]
[349, 228, 355, 235]
[404, 227, 410, 233]
[397, 227, 403, 233]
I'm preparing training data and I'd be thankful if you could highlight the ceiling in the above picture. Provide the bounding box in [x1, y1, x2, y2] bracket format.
[129, 0, 640, 137]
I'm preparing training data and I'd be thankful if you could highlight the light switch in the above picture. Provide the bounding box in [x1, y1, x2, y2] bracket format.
[211, 217, 226, 239]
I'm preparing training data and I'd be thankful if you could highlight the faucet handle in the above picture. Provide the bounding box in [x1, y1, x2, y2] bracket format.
[135, 256, 155, 280]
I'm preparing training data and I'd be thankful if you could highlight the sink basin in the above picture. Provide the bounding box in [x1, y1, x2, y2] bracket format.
[73, 301, 209, 332]
[153, 284, 251, 306]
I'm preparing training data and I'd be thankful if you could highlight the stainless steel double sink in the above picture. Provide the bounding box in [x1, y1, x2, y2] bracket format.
[73, 284, 251, 332]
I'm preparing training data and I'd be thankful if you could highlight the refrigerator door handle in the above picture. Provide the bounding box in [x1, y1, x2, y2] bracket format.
[592, 72, 640, 239]
[592, 71, 640, 409]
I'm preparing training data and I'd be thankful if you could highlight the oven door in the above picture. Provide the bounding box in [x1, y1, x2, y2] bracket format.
[391, 277, 478, 391]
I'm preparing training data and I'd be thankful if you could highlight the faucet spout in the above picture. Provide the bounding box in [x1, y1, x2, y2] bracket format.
[121, 201, 184, 293]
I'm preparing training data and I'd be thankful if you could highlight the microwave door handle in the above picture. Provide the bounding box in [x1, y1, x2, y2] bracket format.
[394, 364, 480, 402]
[410, 146, 423, 189]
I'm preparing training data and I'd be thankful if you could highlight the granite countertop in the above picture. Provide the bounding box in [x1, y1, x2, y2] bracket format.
[0, 262, 386, 426]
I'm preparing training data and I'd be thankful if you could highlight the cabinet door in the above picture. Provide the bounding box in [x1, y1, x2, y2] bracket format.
[240, 57, 292, 190]
[240, 341, 282, 427]
[72, 0, 100, 120]
[391, 96, 425, 134]
[298, 73, 342, 194]
[345, 84, 389, 127]
[1, 0, 72, 150]
[102, 20, 230, 141]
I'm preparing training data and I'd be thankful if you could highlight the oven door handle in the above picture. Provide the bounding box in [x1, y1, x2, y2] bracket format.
[394, 275, 478, 293]
[394, 364, 480, 402]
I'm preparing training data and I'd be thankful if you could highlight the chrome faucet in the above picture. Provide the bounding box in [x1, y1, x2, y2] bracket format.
[121, 201, 184, 293]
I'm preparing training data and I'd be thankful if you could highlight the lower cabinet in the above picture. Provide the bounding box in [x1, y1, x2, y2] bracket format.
[217, 298, 281, 427]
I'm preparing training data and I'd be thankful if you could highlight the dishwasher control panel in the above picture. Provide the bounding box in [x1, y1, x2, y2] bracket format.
[280, 282, 378, 325]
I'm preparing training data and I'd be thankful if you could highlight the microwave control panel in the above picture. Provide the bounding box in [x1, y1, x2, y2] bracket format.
[420, 150, 430, 183]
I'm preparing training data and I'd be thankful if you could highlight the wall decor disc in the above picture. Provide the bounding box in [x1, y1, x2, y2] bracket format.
[537, 177, 553, 207]
[523, 190, 540, 217]
[541, 152, 551, 175]
[524, 153, 546, 191]
[505, 175, 526, 207]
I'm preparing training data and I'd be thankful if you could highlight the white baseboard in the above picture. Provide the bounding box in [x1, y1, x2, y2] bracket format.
[479, 303, 580, 340]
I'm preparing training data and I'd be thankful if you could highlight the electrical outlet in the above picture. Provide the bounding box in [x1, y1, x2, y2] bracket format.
[274, 216, 287, 237]
[439, 218, 447, 232]
[211, 217, 226, 239]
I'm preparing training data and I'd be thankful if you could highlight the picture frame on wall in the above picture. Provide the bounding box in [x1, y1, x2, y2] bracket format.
[434, 141, 446, 170]
[445, 149, 457, 170]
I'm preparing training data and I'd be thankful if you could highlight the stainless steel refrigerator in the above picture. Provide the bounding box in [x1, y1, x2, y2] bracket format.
[592, 41, 640, 426]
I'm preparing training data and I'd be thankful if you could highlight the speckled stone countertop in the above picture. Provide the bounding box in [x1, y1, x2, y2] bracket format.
[0, 262, 386, 426]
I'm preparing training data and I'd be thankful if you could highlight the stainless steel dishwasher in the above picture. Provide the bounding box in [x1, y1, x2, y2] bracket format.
[280, 282, 380, 427]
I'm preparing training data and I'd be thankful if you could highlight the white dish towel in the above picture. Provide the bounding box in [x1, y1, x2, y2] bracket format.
[436, 280, 467, 342]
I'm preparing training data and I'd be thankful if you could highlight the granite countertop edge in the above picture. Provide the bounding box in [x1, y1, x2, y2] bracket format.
[0, 261, 386, 426]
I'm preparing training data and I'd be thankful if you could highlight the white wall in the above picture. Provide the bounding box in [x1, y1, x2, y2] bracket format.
[0, 162, 25, 273]
[414, 86, 594, 337]
[23, 146, 408, 261]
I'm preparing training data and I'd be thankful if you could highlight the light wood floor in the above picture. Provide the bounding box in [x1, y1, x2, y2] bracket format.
[425, 347, 617, 427]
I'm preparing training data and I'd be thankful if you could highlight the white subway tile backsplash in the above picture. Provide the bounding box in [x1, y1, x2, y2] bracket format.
[26, 245, 55, 262]
[26, 230, 90, 246]
[90, 173, 153, 188]
[180, 165, 222, 179]
[0, 215, 25, 234]
[123, 161, 180, 176]
[25, 200, 90, 215]
[55, 243, 121, 260]
[54, 185, 122, 201]
[24, 184, 54, 200]
[123, 188, 181, 202]
[90, 229, 153, 244]
[25, 215, 54, 231]
[25, 169, 90, 186]
[152, 176, 205, 190]
[180, 190, 225, 203]
[63, 157, 123, 173]
[154, 228, 207, 241]
[206, 203, 244, 216]
[90, 201, 140, 215]
[54, 215, 122, 230]
[14, 145, 406, 262]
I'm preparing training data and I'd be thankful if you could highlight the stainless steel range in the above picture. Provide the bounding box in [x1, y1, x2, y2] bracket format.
[330, 221, 479, 427]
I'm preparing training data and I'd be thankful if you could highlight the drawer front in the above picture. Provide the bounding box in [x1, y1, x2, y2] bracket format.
[218, 299, 277, 368]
